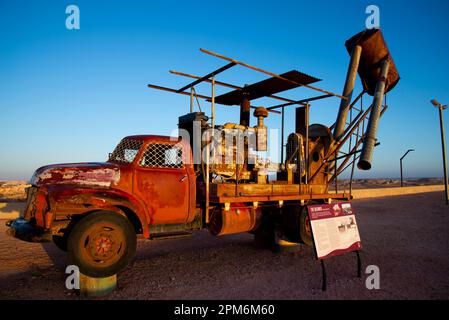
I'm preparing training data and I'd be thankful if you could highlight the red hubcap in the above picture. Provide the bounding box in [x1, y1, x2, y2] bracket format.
[96, 236, 113, 255]
[80, 223, 125, 267]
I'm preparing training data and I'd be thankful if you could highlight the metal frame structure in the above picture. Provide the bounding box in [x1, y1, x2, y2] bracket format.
[148, 49, 348, 213]
[147, 44, 392, 203]
[148, 49, 342, 139]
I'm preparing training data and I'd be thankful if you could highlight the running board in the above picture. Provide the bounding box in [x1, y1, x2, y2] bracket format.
[149, 231, 193, 240]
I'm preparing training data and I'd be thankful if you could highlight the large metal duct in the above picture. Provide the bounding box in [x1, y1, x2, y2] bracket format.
[341, 29, 400, 170]
[357, 59, 390, 170]
[333, 45, 362, 140]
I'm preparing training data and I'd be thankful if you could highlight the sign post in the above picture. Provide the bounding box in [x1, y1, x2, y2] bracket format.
[307, 202, 362, 291]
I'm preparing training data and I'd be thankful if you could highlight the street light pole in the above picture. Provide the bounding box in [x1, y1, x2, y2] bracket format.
[400, 149, 415, 187]
[431, 99, 449, 205]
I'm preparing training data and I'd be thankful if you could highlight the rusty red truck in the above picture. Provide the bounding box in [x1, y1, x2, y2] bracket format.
[6, 29, 399, 277]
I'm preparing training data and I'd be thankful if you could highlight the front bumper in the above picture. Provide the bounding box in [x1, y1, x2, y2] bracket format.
[5, 218, 51, 242]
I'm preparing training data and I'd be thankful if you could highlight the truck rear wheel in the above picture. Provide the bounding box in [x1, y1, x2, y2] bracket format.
[299, 207, 313, 247]
[67, 211, 136, 278]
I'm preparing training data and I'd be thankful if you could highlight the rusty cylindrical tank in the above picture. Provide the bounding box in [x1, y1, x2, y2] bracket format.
[209, 203, 261, 236]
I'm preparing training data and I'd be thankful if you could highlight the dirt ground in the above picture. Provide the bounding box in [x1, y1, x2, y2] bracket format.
[0, 191, 448, 300]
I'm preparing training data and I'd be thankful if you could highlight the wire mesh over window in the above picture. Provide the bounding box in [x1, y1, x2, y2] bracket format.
[109, 138, 143, 163]
[140, 143, 183, 169]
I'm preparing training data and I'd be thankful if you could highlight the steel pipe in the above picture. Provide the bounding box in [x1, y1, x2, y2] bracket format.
[358, 59, 390, 170]
[200, 48, 348, 101]
[147, 84, 280, 114]
[334, 45, 362, 140]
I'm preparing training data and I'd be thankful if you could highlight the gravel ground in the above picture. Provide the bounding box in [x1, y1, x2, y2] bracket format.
[0, 192, 448, 300]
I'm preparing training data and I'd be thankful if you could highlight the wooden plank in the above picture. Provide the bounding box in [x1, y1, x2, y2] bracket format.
[211, 193, 351, 204]
[211, 183, 328, 197]
[272, 184, 299, 195]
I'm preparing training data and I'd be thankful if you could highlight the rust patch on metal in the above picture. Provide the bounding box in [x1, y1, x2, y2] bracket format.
[31, 162, 120, 188]
[47, 187, 151, 238]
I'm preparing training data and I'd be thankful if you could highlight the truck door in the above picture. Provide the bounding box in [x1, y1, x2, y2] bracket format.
[133, 141, 190, 225]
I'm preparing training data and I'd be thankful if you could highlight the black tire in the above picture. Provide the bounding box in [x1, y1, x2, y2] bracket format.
[52, 234, 68, 252]
[67, 211, 136, 278]
[299, 206, 313, 247]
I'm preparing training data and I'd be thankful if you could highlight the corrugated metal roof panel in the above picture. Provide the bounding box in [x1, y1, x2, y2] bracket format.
[214, 70, 321, 105]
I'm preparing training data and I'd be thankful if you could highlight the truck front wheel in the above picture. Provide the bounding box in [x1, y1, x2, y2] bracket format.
[67, 211, 136, 278]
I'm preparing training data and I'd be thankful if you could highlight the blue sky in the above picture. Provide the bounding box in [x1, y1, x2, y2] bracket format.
[1, 0, 449, 180]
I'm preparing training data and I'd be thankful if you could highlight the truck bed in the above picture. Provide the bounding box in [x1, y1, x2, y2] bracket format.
[208, 182, 351, 203]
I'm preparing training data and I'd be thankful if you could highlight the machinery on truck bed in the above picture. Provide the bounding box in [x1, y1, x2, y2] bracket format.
[6, 29, 399, 278]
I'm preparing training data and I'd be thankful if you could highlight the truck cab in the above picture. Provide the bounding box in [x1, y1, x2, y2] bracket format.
[108, 135, 196, 226]
[7, 135, 198, 277]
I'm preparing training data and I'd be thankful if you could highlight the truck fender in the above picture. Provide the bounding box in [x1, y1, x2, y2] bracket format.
[48, 187, 151, 238]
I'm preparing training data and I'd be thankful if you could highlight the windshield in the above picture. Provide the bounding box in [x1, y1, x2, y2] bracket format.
[109, 138, 143, 163]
